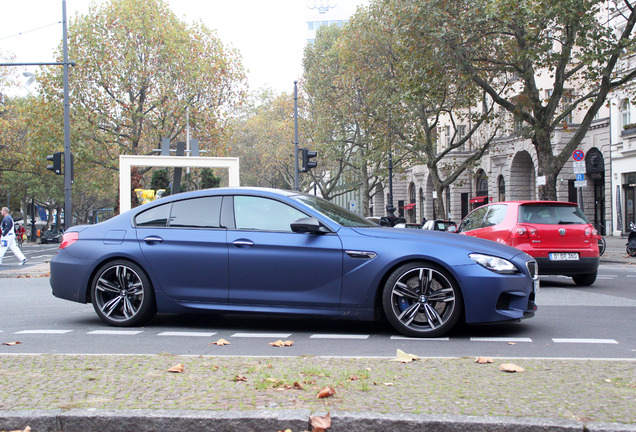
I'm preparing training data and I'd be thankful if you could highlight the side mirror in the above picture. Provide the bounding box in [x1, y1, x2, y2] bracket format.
[290, 217, 330, 235]
[447, 224, 458, 233]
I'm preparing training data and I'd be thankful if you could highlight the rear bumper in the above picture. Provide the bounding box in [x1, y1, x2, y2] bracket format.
[535, 256, 599, 276]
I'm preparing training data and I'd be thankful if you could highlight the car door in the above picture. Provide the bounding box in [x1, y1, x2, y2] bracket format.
[226, 195, 344, 308]
[136, 196, 229, 303]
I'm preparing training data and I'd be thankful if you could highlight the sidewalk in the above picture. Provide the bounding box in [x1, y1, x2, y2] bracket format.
[1, 240, 634, 431]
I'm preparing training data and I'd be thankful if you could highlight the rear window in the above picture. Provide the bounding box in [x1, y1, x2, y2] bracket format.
[518, 204, 590, 225]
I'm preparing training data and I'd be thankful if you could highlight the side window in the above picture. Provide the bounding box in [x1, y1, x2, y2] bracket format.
[458, 207, 489, 232]
[483, 205, 507, 227]
[169, 197, 223, 228]
[135, 203, 170, 227]
[234, 196, 307, 232]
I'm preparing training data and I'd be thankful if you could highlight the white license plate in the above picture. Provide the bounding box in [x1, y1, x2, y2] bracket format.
[549, 252, 579, 261]
[534, 279, 540, 294]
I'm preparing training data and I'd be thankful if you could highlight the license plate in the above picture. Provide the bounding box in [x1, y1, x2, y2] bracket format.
[549, 252, 579, 261]
[534, 278, 540, 294]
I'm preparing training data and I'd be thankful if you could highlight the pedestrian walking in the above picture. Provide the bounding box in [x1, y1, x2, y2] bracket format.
[0, 207, 27, 266]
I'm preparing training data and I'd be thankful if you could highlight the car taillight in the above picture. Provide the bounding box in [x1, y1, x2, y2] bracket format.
[59, 232, 79, 249]
[512, 224, 539, 239]
[585, 226, 594, 238]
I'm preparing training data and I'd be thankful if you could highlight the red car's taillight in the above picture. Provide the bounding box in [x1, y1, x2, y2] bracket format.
[510, 224, 539, 246]
[59, 232, 79, 249]
[511, 224, 539, 239]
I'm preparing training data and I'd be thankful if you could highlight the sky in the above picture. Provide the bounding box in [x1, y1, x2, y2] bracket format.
[0, 0, 322, 95]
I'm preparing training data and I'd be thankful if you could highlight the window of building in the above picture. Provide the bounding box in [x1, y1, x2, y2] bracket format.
[621, 99, 631, 128]
[498, 176, 506, 202]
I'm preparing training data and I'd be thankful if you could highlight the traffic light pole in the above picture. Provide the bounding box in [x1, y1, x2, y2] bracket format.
[62, 0, 72, 230]
[293, 81, 300, 191]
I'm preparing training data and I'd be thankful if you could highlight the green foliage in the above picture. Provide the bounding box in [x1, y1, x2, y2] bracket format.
[150, 169, 171, 195]
[200, 168, 221, 189]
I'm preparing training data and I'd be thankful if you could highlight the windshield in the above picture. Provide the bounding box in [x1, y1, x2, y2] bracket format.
[293, 195, 377, 227]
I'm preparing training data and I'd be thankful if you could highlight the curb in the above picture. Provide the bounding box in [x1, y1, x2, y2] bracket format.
[1, 410, 635, 432]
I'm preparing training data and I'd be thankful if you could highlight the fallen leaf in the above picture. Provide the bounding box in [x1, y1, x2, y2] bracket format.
[383, 382, 394, 386]
[507, 342, 517, 345]
[293, 381, 304, 389]
[475, 357, 494, 364]
[209, 338, 231, 346]
[310, 412, 331, 432]
[233, 375, 248, 382]
[391, 349, 420, 363]
[317, 385, 336, 398]
[269, 340, 294, 347]
[167, 363, 184, 373]
[347, 376, 358, 381]
[500, 363, 525, 373]
[2, 341, 21, 346]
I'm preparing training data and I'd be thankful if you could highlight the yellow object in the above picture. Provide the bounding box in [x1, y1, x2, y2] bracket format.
[134, 189, 166, 205]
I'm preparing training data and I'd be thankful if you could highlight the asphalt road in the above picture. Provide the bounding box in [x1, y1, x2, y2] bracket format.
[1, 262, 634, 359]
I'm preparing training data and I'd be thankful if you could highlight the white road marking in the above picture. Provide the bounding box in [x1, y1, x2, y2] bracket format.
[87, 330, 143, 335]
[470, 337, 533, 343]
[15, 330, 73, 334]
[231, 332, 291, 338]
[158, 331, 216, 337]
[390, 336, 449, 341]
[310, 334, 369, 339]
[552, 338, 618, 344]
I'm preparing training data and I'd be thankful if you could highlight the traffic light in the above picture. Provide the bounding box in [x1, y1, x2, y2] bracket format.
[300, 148, 317, 173]
[46, 152, 63, 175]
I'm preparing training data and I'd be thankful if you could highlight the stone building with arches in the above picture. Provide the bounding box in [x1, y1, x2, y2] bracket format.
[369, 115, 617, 235]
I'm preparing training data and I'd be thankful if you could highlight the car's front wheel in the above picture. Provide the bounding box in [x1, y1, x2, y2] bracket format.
[382, 262, 463, 338]
[91, 260, 157, 326]
[571, 272, 597, 286]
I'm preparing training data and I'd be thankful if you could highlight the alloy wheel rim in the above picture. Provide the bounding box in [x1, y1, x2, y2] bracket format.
[390, 267, 455, 332]
[95, 265, 144, 322]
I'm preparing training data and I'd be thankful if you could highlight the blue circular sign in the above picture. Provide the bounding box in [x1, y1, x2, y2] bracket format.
[572, 150, 585, 161]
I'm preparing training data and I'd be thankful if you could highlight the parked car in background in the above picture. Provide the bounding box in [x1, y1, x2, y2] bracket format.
[41, 228, 64, 244]
[50, 187, 538, 338]
[456, 201, 599, 286]
[394, 223, 423, 229]
[422, 220, 457, 232]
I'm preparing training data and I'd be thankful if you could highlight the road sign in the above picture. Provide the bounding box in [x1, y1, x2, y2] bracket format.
[572, 161, 585, 174]
[572, 149, 585, 161]
[575, 180, 587, 188]
[576, 173, 585, 182]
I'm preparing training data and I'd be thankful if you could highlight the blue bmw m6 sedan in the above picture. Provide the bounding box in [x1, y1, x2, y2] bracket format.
[50, 187, 538, 337]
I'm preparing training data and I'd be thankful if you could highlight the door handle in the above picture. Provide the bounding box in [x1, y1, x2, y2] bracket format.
[232, 239, 254, 247]
[143, 236, 163, 243]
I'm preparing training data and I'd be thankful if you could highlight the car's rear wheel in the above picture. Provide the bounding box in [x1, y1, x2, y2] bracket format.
[571, 271, 597, 286]
[91, 260, 157, 326]
[382, 262, 463, 338]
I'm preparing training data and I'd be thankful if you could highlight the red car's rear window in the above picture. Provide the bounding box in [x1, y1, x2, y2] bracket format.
[518, 204, 590, 225]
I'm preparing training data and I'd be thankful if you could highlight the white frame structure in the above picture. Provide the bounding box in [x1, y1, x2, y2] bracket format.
[119, 155, 240, 213]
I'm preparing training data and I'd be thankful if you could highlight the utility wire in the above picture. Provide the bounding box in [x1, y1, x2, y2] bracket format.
[0, 22, 62, 42]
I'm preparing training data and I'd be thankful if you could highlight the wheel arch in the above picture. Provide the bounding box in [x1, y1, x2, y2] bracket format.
[372, 257, 465, 321]
[84, 256, 155, 303]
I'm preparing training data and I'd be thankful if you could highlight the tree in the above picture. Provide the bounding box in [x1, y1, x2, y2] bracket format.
[334, 2, 500, 217]
[227, 89, 299, 189]
[200, 168, 221, 189]
[426, 0, 636, 200]
[303, 24, 388, 213]
[38, 0, 246, 173]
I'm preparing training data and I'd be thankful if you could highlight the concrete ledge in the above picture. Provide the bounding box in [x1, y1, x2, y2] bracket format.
[1, 410, 634, 432]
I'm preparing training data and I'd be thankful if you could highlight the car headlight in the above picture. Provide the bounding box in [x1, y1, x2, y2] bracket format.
[469, 253, 518, 274]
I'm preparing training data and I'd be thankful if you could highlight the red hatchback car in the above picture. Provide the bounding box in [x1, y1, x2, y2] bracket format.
[456, 201, 600, 286]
